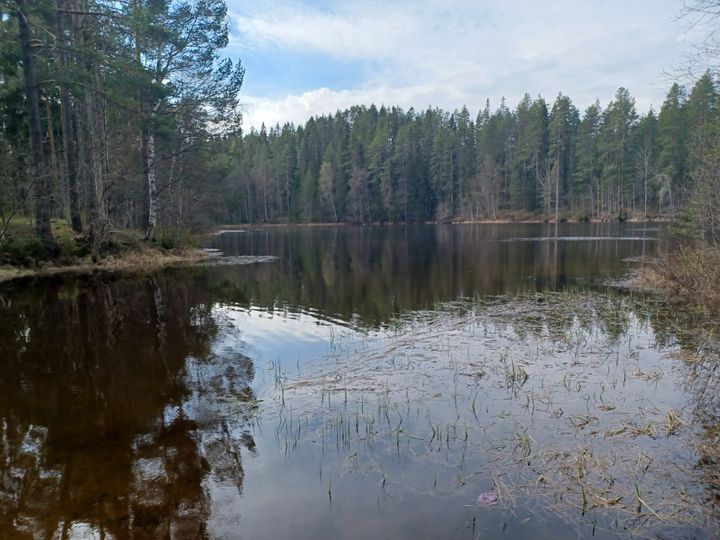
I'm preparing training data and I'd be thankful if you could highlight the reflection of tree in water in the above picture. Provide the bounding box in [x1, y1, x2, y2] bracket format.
[0, 274, 257, 538]
[210, 224, 672, 327]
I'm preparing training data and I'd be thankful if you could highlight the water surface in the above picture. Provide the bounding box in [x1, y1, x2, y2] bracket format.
[1, 223, 718, 539]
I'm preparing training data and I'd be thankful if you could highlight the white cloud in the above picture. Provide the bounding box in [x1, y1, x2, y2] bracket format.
[233, 5, 417, 62]
[242, 85, 451, 128]
[229, 0, 701, 128]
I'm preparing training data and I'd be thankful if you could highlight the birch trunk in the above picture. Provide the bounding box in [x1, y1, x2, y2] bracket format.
[145, 102, 161, 240]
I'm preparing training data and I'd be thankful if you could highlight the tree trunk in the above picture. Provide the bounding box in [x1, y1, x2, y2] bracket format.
[329, 190, 338, 222]
[76, 57, 101, 246]
[145, 103, 160, 240]
[59, 84, 82, 231]
[555, 138, 561, 223]
[17, 0, 55, 249]
[92, 63, 107, 228]
[643, 147, 649, 219]
[57, 0, 82, 232]
[145, 130, 158, 240]
[45, 96, 61, 215]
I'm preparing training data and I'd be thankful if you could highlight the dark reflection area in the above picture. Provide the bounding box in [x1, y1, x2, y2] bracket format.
[209, 223, 671, 327]
[0, 274, 257, 538]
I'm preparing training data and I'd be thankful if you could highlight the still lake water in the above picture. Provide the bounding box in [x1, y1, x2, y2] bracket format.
[1, 223, 718, 539]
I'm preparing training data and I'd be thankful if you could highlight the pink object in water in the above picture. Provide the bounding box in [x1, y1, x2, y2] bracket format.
[475, 492, 498, 506]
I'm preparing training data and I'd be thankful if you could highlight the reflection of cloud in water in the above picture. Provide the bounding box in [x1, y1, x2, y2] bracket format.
[213, 305, 377, 377]
[218, 293, 719, 539]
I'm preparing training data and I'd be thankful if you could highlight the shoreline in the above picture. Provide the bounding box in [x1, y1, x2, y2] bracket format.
[208, 216, 671, 230]
[0, 248, 209, 285]
[1, 219, 683, 290]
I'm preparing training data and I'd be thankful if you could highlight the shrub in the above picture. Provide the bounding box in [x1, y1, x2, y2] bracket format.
[576, 210, 591, 223]
[648, 245, 720, 308]
[0, 236, 47, 266]
[156, 228, 197, 250]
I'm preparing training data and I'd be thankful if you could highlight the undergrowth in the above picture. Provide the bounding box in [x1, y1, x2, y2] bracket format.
[643, 245, 720, 309]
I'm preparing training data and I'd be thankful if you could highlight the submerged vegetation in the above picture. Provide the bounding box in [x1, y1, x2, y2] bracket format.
[262, 291, 720, 538]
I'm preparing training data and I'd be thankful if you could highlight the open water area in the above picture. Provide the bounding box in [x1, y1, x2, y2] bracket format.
[1, 223, 718, 539]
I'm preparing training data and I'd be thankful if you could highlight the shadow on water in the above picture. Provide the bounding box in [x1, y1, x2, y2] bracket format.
[1, 223, 717, 539]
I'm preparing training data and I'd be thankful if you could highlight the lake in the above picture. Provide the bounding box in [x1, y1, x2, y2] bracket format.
[1, 223, 718, 539]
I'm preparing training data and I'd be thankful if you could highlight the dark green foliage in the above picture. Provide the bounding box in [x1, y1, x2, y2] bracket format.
[2, 0, 718, 248]
[216, 81, 714, 226]
[156, 228, 197, 250]
[0, 236, 46, 266]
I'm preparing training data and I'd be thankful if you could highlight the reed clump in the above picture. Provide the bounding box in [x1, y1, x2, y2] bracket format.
[641, 246, 720, 309]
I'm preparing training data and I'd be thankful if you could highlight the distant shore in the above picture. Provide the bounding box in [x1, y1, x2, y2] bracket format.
[209, 216, 671, 230]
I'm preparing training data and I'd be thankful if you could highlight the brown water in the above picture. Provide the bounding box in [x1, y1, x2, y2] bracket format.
[1, 223, 718, 539]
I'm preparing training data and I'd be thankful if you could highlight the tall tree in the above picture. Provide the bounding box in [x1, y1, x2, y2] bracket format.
[573, 101, 602, 216]
[657, 83, 687, 213]
[547, 93, 579, 220]
[633, 109, 658, 218]
[132, 0, 244, 239]
[599, 88, 638, 215]
[16, 0, 54, 248]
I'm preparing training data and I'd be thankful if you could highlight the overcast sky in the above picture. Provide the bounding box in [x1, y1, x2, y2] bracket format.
[225, 0, 702, 130]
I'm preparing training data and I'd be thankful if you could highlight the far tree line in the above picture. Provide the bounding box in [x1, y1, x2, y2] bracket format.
[227, 77, 717, 236]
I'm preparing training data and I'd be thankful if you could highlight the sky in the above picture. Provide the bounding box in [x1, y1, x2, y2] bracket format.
[224, 0, 704, 130]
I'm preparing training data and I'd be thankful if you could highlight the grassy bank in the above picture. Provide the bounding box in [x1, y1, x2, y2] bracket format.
[0, 221, 208, 284]
[638, 245, 720, 309]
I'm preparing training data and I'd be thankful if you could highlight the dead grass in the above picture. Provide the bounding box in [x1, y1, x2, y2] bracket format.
[0, 245, 208, 283]
[638, 245, 720, 309]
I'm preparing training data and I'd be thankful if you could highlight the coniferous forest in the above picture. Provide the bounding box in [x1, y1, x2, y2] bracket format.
[228, 79, 717, 229]
[2, 0, 720, 256]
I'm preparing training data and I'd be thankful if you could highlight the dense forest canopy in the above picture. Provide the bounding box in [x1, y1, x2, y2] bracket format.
[2, 0, 720, 255]
[227, 80, 716, 227]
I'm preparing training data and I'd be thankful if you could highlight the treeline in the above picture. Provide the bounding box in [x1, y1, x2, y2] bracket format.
[224, 77, 718, 228]
[0, 0, 243, 254]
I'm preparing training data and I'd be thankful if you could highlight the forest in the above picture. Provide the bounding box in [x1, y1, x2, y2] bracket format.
[2, 0, 720, 260]
[229, 80, 717, 228]
[0, 0, 244, 255]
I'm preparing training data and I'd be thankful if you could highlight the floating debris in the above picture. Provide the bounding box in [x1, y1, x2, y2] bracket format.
[475, 492, 499, 507]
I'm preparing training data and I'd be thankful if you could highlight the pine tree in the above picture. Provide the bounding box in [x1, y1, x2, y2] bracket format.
[657, 83, 688, 214]
[573, 101, 602, 216]
[547, 93, 579, 220]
